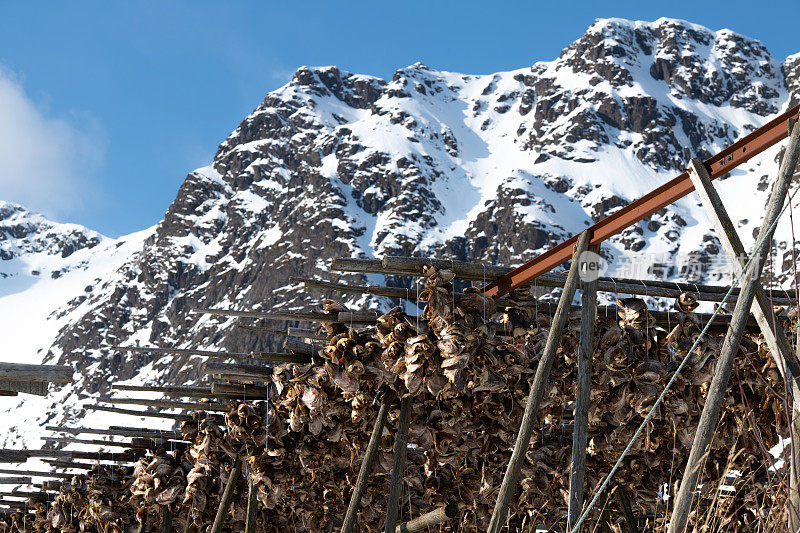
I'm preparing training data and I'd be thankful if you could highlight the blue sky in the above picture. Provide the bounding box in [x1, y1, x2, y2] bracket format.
[1, 0, 798, 237]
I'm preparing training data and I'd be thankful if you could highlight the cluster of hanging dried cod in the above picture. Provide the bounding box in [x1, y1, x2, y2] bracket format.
[0, 266, 796, 532]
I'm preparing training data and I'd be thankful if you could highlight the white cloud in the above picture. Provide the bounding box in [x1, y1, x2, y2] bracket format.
[0, 68, 104, 218]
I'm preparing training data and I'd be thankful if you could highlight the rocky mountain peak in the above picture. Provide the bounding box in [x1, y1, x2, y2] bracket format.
[0, 201, 103, 271]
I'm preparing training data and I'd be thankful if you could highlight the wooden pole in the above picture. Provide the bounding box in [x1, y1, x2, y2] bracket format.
[93, 397, 227, 411]
[689, 155, 800, 532]
[0, 381, 47, 396]
[111, 384, 212, 397]
[395, 503, 458, 532]
[0, 363, 72, 383]
[0, 477, 31, 485]
[0, 490, 50, 500]
[668, 120, 800, 533]
[337, 311, 378, 323]
[245, 474, 258, 533]
[254, 351, 314, 363]
[487, 229, 592, 533]
[341, 390, 395, 533]
[0, 449, 136, 463]
[46, 425, 183, 440]
[84, 404, 223, 423]
[39, 481, 67, 491]
[203, 362, 273, 378]
[112, 345, 253, 360]
[330, 257, 796, 304]
[567, 243, 599, 532]
[43, 436, 140, 449]
[688, 158, 800, 381]
[0, 469, 72, 480]
[111, 383, 211, 397]
[194, 307, 340, 323]
[790, 324, 800, 532]
[209, 457, 242, 533]
[284, 340, 315, 355]
[211, 382, 272, 399]
[42, 459, 98, 470]
[292, 276, 421, 301]
[384, 395, 413, 533]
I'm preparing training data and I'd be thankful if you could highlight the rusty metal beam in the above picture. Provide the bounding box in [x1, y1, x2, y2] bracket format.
[482, 104, 800, 299]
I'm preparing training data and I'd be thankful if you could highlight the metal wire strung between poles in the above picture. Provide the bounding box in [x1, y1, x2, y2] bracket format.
[569, 177, 800, 533]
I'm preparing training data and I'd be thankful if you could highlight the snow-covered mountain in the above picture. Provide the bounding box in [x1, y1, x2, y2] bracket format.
[1, 17, 799, 447]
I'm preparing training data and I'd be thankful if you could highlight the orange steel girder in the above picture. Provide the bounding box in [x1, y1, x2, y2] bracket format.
[482, 104, 800, 299]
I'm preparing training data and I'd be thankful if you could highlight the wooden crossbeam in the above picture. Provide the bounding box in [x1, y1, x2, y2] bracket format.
[93, 396, 227, 411]
[46, 425, 183, 440]
[0, 449, 136, 463]
[395, 504, 459, 532]
[83, 404, 220, 423]
[328, 258, 796, 305]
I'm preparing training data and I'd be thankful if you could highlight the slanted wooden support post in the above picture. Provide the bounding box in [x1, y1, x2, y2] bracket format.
[210, 457, 242, 533]
[342, 389, 395, 533]
[669, 120, 800, 533]
[384, 395, 413, 533]
[182, 509, 195, 533]
[567, 243, 599, 532]
[488, 229, 592, 533]
[395, 503, 458, 532]
[245, 473, 258, 533]
[790, 324, 800, 532]
[687, 157, 800, 384]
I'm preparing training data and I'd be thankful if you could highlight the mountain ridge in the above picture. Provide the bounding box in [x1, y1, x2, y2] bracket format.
[0, 16, 798, 448]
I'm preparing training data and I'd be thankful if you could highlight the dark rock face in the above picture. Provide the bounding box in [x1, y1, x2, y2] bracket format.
[785, 54, 800, 108]
[4, 18, 798, 442]
[525, 18, 785, 172]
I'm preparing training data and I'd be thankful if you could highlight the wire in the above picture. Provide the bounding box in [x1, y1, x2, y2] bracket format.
[570, 174, 800, 532]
